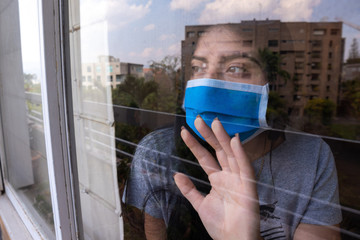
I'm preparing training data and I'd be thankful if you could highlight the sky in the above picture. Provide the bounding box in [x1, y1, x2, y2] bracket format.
[20, 0, 360, 78]
[79, 0, 360, 67]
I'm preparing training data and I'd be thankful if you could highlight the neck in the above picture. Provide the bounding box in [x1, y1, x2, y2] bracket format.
[244, 131, 284, 162]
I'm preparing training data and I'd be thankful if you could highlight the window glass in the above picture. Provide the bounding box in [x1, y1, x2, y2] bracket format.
[0, 0, 55, 238]
[69, 1, 360, 239]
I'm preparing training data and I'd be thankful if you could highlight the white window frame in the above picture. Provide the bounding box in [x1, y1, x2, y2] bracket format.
[0, 0, 82, 239]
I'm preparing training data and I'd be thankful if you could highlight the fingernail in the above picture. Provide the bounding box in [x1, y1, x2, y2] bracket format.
[181, 126, 185, 130]
[196, 114, 201, 119]
[214, 117, 219, 121]
[235, 133, 240, 140]
[172, 172, 178, 178]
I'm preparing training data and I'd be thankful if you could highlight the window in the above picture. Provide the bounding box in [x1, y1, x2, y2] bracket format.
[311, 51, 321, 58]
[268, 40, 278, 47]
[293, 95, 301, 101]
[294, 73, 303, 81]
[313, 29, 326, 35]
[198, 31, 205, 36]
[311, 62, 321, 70]
[269, 28, 279, 32]
[242, 40, 253, 47]
[331, 29, 339, 35]
[295, 62, 304, 69]
[187, 31, 195, 38]
[311, 40, 322, 47]
[0, 1, 359, 240]
[311, 74, 320, 81]
[295, 51, 304, 58]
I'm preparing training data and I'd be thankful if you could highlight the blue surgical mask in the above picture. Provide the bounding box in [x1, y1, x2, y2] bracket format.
[183, 78, 269, 142]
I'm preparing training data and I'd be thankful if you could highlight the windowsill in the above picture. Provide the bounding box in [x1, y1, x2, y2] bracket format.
[0, 194, 33, 240]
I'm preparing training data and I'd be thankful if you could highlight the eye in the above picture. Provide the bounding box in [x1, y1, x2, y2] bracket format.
[191, 63, 207, 75]
[227, 66, 244, 73]
[226, 64, 252, 79]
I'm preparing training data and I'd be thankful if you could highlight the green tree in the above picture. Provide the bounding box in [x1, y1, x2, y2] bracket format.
[339, 78, 360, 118]
[266, 92, 288, 129]
[113, 75, 158, 109]
[304, 98, 335, 126]
[149, 55, 182, 113]
[348, 38, 360, 60]
[252, 48, 291, 84]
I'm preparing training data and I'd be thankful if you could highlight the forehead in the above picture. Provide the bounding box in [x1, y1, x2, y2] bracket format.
[194, 29, 250, 59]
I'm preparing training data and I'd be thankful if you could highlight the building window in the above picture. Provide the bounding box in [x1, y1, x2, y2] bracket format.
[269, 28, 279, 32]
[328, 63, 332, 70]
[329, 52, 332, 59]
[311, 40, 322, 47]
[311, 51, 321, 58]
[295, 51, 305, 58]
[331, 29, 339, 35]
[187, 31, 195, 38]
[328, 75, 331, 81]
[268, 40, 278, 47]
[295, 62, 304, 70]
[242, 28, 253, 32]
[87, 66, 91, 72]
[294, 73, 303, 81]
[311, 74, 320, 81]
[87, 76, 91, 82]
[313, 29, 326, 35]
[327, 86, 330, 92]
[198, 31, 205, 37]
[329, 40, 333, 47]
[311, 84, 319, 92]
[242, 40, 253, 47]
[311, 62, 321, 70]
[293, 95, 301, 101]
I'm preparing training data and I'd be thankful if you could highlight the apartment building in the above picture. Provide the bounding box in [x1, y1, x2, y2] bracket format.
[182, 20, 344, 117]
[82, 55, 144, 88]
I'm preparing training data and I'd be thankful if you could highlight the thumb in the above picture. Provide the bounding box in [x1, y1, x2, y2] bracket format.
[174, 173, 204, 211]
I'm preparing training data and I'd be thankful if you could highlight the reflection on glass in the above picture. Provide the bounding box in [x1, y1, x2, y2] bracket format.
[0, 0, 55, 238]
[71, 0, 360, 239]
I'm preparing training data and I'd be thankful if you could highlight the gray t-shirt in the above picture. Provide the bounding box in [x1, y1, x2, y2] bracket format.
[124, 128, 342, 239]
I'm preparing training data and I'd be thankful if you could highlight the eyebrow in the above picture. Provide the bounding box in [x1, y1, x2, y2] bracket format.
[192, 51, 251, 63]
[191, 55, 208, 63]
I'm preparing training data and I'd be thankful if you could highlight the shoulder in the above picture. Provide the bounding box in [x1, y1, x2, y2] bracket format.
[271, 131, 336, 190]
[131, 128, 175, 170]
[136, 128, 175, 155]
[277, 131, 333, 166]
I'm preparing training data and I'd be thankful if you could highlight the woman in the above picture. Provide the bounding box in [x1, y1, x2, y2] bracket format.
[124, 24, 342, 239]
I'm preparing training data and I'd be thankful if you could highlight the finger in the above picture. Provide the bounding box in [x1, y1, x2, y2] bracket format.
[230, 134, 256, 182]
[174, 173, 204, 212]
[211, 118, 240, 173]
[181, 127, 221, 175]
[194, 117, 230, 171]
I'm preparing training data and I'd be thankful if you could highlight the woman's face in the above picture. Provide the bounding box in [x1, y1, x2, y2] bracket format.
[190, 28, 266, 86]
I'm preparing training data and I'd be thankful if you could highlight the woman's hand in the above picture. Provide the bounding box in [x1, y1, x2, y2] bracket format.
[174, 116, 261, 240]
